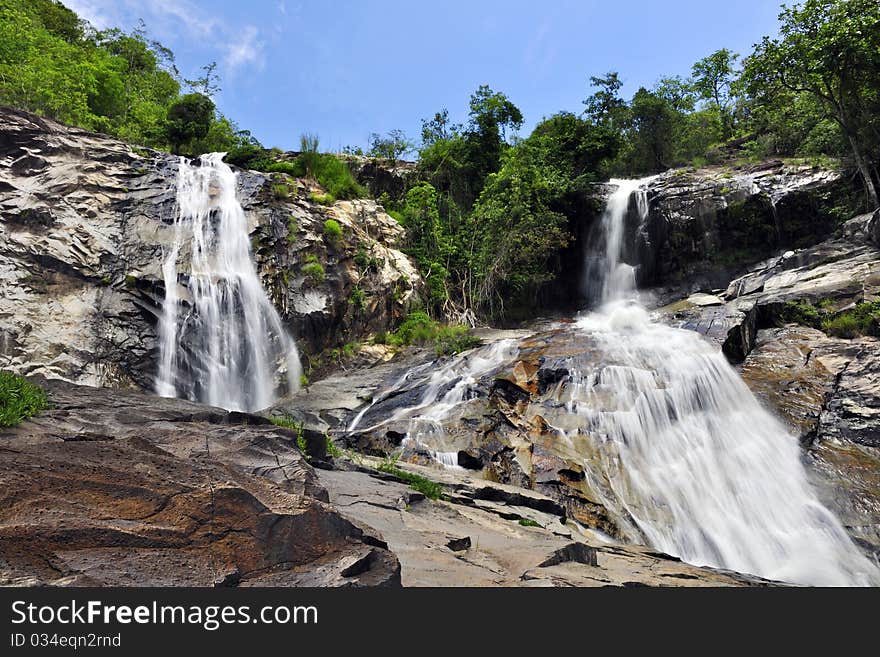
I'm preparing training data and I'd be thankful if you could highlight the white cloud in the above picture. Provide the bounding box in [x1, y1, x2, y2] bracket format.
[63, 0, 266, 77]
[224, 25, 265, 74]
[62, 0, 116, 30]
[123, 0, 218, 37]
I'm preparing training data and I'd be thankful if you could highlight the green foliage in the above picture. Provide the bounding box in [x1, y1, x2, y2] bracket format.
[269, 415, 310, 459]
[309, 191, 335, 205]
[302, 254, 326, 283]
[469, 146, 571, 315]
[779, 300, 822, 327]
[299, 373, 309, 388]
[0, 2, 183, 148]
[0, 371, 48, 427]
[518, 518, 542, 528]
[325, 434, 342, 458]
[323, 219, 343, 244]
[349, 286, 366, 311]
[821, 303, 880, 338]
[691, 48, 739, 139]
[368, 129, 414, 162]
[777, 300, 880, 339]
[287, 214, 298, 243]
[166, 93, 214, 153]
[385, 312, 480, 356]
[742, 0, 880, 208]
[272, 183, 291, 199]
[376, 459, 443, 500]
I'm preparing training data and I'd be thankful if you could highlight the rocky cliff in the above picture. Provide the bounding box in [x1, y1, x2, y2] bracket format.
[3, 107, 878, 586]
[0, 107, 421, 391]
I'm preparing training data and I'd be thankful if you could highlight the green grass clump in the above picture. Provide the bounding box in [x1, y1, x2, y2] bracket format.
[377, 460, 443, 500]
[820, 302, 880, 338]
[268, 414, 309, 458]
[384, 312, 481, 356]
[518, 518, 542, 528]
[779, 300, 821, 327]
[302, 254, 326, 283]
[271, 183, 291, 199]
[0, 372, 48, 427]
[309, 191, 335, 205]
[325, 434, 342, 458]
[779, 300, 880, 339]
[287, 214, 298, 243]
[323, 219, 343, 245]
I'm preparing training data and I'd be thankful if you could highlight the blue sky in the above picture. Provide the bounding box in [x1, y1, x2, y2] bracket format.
[65, 0, 784, 152]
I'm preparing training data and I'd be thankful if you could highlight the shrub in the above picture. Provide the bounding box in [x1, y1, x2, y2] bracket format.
[349, 287, 366, 311]
[518, 518, 542, 528]
[0, 371, 48, 427]
[271, 183, 290, 199]
[384, 312, 481, 356]
[778, 301, 821, 327]
[820, 302, 880, 338]
[376, 460, 443, 500]
[302, 254, 326, 283]
[434, 325, 481, 356]
[309, 191, 335, 205]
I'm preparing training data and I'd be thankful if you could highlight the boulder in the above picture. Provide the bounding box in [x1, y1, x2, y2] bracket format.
[0, 378, 400, 587]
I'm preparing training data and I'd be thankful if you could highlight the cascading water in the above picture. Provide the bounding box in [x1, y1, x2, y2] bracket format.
[564, 178, 878, 585]
[343, 176, 878, 585]
[156, 153, 301, 412]
[583, 177, 654, 303]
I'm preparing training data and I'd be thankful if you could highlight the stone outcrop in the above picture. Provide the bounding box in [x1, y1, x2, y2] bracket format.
[0, 107, 422, 391]
[0, 378, 400, 587]
[317, 457, 773, 586]
[617, 162, 860, 292]
[740, 327, 880, 557]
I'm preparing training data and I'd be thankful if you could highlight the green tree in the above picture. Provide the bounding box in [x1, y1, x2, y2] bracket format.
[692, 48, 739, 139]
[166, 93, 215, 153]
[744, 0, 880, 208]
[583, 72, 627, 128]
[627, 88, 676, 173]
[368, 129, 415, 162]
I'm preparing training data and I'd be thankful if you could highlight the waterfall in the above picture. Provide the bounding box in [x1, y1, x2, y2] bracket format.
[584, 177, 654, 304]
[155, 153, 301, 412]
[568, 180, 879, 585]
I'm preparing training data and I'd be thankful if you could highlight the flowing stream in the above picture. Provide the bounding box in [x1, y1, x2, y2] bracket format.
[568, 179, 877, 585]
[155, 153, 300, 412]
[354, 177, 879, 585]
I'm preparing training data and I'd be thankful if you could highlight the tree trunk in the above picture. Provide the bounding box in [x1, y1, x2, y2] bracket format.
[845, 131, 880, 210]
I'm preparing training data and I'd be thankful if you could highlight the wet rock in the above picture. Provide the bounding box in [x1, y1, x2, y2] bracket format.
[0, 378, 400, 587]
[740, 327, 880, 556]
[538, 543, 598, 568]
[0, 107, 423, 391]
[316, 459, 770, 587]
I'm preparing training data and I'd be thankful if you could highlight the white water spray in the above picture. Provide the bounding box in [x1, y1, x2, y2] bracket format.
[569, 179, 878, 585]
[156, 153, 301, 412]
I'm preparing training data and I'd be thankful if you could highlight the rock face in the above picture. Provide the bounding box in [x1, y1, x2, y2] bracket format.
[341, 155, 418, 206]
[606, 162, 861, 293]
[0, 107, 422, 391]
[740, 327, 880, 556]
[317, 458, 772, 586]
[655, 216, 880, 362]
[0, 378, 400, 586]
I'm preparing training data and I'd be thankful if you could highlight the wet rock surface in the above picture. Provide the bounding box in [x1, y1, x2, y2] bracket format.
[740, 327, 880, 556]
[0, 378, 400, 587]
[0, 107, 422, 390]
[317, 458, 773, 586]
